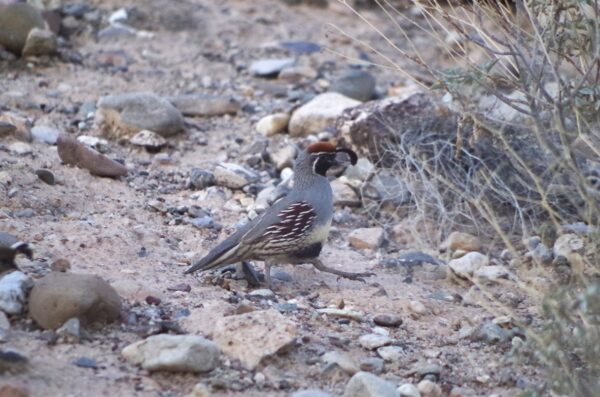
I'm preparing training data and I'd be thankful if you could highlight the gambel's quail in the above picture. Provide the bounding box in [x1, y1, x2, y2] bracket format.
[185, 142, 374, 288]
[0, 232, 32, 273]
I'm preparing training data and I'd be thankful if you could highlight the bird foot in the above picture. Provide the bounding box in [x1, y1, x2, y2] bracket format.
[309, 259, 375, 283]
[335, 271, 375, 283]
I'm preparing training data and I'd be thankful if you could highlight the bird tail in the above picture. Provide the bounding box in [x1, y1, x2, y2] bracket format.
[12, 242, 33, 260]
[184, 244, 241, 275]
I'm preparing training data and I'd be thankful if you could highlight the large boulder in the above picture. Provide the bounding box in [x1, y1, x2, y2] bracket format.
[166, 94, 240, 117]
[0, 272, 33, 315]
[0, 3, 45, 55]
[97, 92, 184, 138]
[343, 371, 399, 397]
[212, 309, 297, 369]
[21, 27, 57, 57]
[29, 272, 122, 329]
[329, 69, 376, 102]
[289, 93, 360, 137]
[336, 91, 450, 165]
[122, 334, 219, 373]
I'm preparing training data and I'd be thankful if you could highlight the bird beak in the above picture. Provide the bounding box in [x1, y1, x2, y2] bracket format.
[334, 148, 358, 166]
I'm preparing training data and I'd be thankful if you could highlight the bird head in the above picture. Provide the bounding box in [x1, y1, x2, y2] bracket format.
[298, 142, 358, 176]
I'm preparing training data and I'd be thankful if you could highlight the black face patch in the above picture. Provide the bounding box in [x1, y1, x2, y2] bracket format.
[312, 154, 336, 176]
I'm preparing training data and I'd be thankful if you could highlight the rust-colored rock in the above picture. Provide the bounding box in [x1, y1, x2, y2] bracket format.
[57, 134, 127, 178]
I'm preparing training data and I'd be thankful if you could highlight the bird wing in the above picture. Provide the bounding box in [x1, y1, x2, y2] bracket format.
[184, 196, 316, 274]
[241, 200, 316, 246]
[184, 196, 292, 274]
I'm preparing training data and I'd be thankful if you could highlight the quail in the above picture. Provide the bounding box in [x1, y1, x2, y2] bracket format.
[185, 142, 374, 288]
[0, 232, 32, 274]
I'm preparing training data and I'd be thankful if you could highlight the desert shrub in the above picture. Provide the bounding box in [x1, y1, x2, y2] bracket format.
[332, 0, 600, 394]
[332, 0, 600, 240]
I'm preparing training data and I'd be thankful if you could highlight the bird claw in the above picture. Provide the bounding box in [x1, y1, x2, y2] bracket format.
[337, 271, 375, 283]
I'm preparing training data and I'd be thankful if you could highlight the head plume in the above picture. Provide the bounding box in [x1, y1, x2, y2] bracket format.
[306, 142, 336, 154]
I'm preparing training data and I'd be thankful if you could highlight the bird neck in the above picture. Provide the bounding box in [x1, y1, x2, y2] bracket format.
[293, 170, 327, 191]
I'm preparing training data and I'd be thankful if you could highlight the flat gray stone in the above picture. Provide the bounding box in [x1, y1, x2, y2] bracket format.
[122, 334, 219, 373]
[249, 58, 295, 77]
[343, 371, 399, 397]
[97, 92, 184, 138]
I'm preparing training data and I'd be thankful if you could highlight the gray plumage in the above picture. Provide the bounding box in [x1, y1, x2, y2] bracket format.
[185, 144, 373, 287]
[0, 232, 32, 273]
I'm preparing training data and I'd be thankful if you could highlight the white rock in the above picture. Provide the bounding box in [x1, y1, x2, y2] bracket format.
[292, 390, 332, 397]
[553, 233, 584, 258]
[97, 92, 184, 138]
[348, 227, 384, 250]
[8, 142, 32, 155]
[249, 58, 295, 77]
[323, 351, 359, 375]
[121, 334, 219, 373]
[316, 308, 365, 322]
[187, 383, 210, 397]
[109, 8, 128, 24]
[248, 288, 275, 298]
[31, 125, 60, 144]
[130, 129, 167, 149]
[332, 180, 360, 207]
[77, 135, 108, 148]
[279, 66, 318, 82]
[256, 113, 290, 136]
[280, 167, 294, 181]
[398, 383, 421, 397]
[377, 345, 405, 362]
[212, 309, 297, 369]
[289, 93, 360, 137]
[181, 299, 234, 337]
[358, 333, 392, 350]
[448, 252, 489, 279]
[440, 231, 481, 253]
[21, 28, 57, 57]
[409, 300, 427, 316]
[271, 145, 297, 171]
[0, 171, 12, 186]
[253, 185, 278, 212]
[343, 371, 399, 397]
[214, 163, 259, 189]
[111, 279, 166, 303]
[0, 311, 9, 330]
[0, 271, 33, 314]
[343, 157, 375, 181]
[473, 265, 510, 283]
[417, 379, 442, 397]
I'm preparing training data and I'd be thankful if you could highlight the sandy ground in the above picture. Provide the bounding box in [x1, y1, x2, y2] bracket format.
[0, 1, 542, 396]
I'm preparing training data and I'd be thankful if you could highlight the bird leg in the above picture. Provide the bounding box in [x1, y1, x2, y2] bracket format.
[240, 261, 261, 287]
[308, 258, 374, 282]
[264, 260, 274, 290]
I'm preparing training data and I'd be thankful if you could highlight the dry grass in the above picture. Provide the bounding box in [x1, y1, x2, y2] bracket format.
[331, 0, 600, 394]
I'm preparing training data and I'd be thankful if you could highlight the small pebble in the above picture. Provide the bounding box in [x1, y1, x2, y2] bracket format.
[409, 300, 427, 317]
[359, 357, 384, 374]
[50, 259, 71, 272]
[376, 345, 405, 362]
[373, 314, 403, 327]
[417, 379, 442, 397]
[72, 357, 98, 369]
[145, 296, 162, 306]
[167, 283, 191, 293]
[398, 383, 420, 397]
[35, 169, 55, 185]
